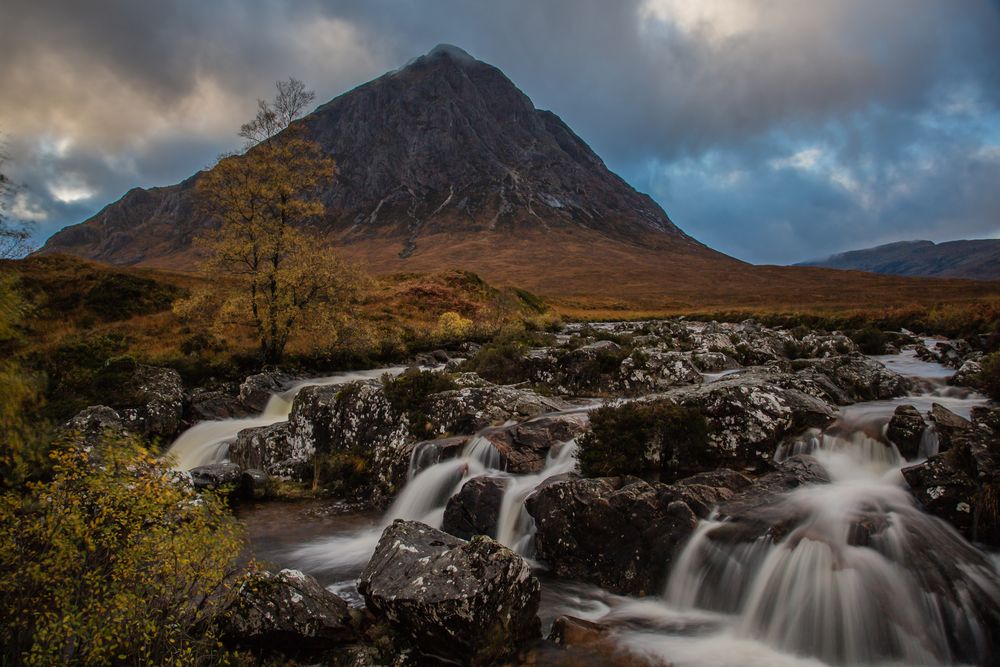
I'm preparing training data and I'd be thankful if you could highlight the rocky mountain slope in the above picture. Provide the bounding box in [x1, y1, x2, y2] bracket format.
[800, 239, 1000, 281]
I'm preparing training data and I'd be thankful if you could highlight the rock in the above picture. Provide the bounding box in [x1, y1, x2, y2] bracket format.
[902, 453, 979, 538]
[230, 422, 309, 481]
[618, 349, 703, 394]
[794, 354, 908, 402]
[929, 403, 973, 452]
[60, 405, 130, 452]
[406, 436, 470, 476]
[525, 472, 749, 595]
[358, 520, 540, 665]
[442, 475, 509, 539]
[188, 385, 248, 421]
[189, 462, 242, 490]
[240, 469, 272, 500]
[119, 365, 186, 440]
[691, 350, 737, 372]
[886, 404, 927, 460]
[219, 568, 353, 656]
[483, 413, 590, 473]
[423, 385, 571, 436]
[239, 371, 292, 413]
[665, 371, 836, 470]
[951, 359, 983, 389]
[288, 381, 413, 499]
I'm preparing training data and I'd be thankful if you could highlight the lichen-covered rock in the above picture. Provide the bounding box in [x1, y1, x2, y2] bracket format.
[886, 404, 927, 460]
[483, 413, 590, 473]
[951, 359, 983, 389]
[358, 520, 540, 665]
[423, 385, 570, 436]
[60, 405, 130, 451]
[794, 354, 908, 402]
[288, 381, 414, 498]
[691, 350, 737, 372]
[665, 371, 836, 470]
[617, 349, 703, 394]
[219, 568, 353, 656]
[525, 472, 749, 595]
[442, 476, 509, 539]
[119, 365, 185, 440]
[230, 422, 309, 480]
[929, 403, 973, 452]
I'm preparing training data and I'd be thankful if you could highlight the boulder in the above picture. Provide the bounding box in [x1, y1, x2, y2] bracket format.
[406, 436, 469, 477]
[886, 404, 927, 460]
[188, 385, 248, 422]
[189, 462, 242, 490]
[358, 520, 540, 665]
[526, 471, 750, 595]
[483, 413, 590, 473]
[794, 354, 908, 402]
[665, 371, 836, 470]
[239, 371, 292, 413]
[119, 365, 186, 440]
[60, 405, 130, 452]
[929, 403, 973, 452]
[617, 349, 703, 394]
[442, 476, 510, 539]
[240, 469, 272, 500]
[691, 350, 738, 372]
[423, 385, 571, 436]
[951, 359, 983, 389]
[230, 422, 309, 481]
[219, 568, 353, 656]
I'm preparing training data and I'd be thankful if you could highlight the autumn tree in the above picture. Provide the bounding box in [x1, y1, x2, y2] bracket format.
[0, 135, 33, 259]
[190, 79, 357, 364]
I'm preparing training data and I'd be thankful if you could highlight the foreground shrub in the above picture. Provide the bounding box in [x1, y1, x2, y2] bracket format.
[0, 437, 243, 666]
[461, 341, 530, 385]
[980, 352, 1000, 401]
[577, 400, 708, 481]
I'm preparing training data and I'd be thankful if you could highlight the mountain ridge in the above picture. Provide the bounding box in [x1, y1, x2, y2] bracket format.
[799, 238, 1000, 281]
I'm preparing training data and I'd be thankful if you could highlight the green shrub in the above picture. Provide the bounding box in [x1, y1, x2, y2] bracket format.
[383, 369, 458, 438]
[461, 341, 530, 385]
[82, 273, 183, 321]
[980, 352, 1000, 401]
[0, 436, 242, 665]
[850, 326, 889, 355]
[577, 400, 709, 481]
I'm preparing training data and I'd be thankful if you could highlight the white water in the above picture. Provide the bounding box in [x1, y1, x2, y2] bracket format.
[164, 367, 408, 470]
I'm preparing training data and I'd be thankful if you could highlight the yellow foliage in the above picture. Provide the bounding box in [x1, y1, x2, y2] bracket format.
[437, 311, 473, 340]
[0, 437, 243, 665]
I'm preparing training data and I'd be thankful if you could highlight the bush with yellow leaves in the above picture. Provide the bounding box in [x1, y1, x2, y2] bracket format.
[436, 311, 473, 342]
[0, 434, 244, 666]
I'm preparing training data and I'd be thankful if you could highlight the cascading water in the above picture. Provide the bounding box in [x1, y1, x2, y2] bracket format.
[164, 367, 408, 470]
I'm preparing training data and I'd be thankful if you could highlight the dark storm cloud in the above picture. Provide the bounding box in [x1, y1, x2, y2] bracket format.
[1, 0, 998, 262]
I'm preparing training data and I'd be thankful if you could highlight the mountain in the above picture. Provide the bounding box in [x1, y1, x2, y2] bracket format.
[38, 45, 1000, 310]
[800, 239, 1000, 281]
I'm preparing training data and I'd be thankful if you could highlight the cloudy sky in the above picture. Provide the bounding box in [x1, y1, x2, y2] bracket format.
[2, 0, 999, 264]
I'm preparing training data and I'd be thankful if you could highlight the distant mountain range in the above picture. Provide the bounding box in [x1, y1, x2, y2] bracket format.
[36, 45, 1000, 309]
[799, 239, 1000, 281]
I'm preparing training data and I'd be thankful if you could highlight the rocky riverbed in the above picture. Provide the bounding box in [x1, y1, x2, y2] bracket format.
[62, 319, 1000, 665]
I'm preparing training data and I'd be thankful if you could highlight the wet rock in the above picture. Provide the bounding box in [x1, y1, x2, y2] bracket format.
[794, 354, 908, 402]
[666, 371, 836, 470]
[929, 403, 973, 452]
[240, 469, 272, 500]
[219, 568, 353, 656]
[239, 371, 292, 412]
[405, 436, 469, 476]
[618, 349, 703, 394]
[188, 385, 248, 421]
[119, 365, 186, 440]
[442, 476, 509, 539]
[526, 473, 747, 595]
[230, 422, 309, 481]
[886, 404, 927, 460]
[423, 385, 571, 436]
[189, 462, 242, 490]
[951, 359, 983, 389]
[484, 413, 590, 473]
[358, 520, 540, 665]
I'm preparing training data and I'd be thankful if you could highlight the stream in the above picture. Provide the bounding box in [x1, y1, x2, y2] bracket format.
[166, 343, 1000, 666]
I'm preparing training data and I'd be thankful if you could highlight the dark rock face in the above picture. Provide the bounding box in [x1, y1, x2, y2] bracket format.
[229, 422, 308, 481]
[219, 568, 353, 656]
[189, 462, 243, 490]
[929, 403, 973, 452]
[239, 371, 291, 413]
[358, 520, 540, 665]
[525, 471, 750, 595]
[484, 413, 589, 473]
[118, 365, 186, 440]
[794, 354, 908, 402]
[886, 404, 927, 460]
[188, 385, 248, 422]
[442, 476, 509, 539]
